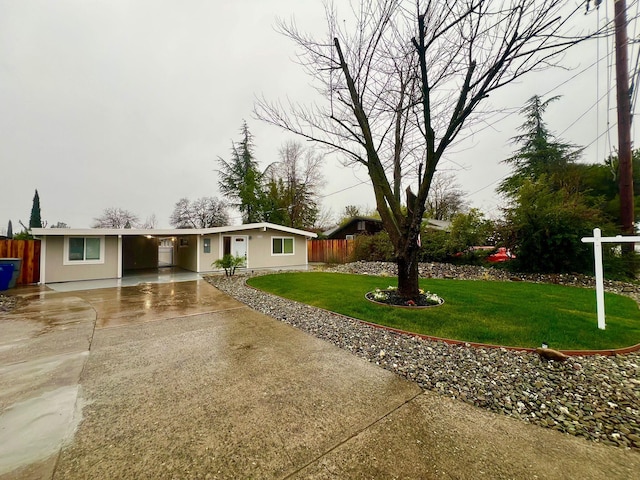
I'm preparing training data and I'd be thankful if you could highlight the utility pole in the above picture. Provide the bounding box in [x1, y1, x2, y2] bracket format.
[614, 0, 635, 236]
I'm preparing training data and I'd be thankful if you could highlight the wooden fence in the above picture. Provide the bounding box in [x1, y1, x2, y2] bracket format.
[0, 239, 41, 285]
[307, 239, 354, 263]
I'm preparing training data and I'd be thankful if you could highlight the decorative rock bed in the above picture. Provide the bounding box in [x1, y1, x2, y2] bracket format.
[205, 261, 640, 450]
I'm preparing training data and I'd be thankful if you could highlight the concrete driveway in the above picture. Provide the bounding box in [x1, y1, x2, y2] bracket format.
[1, 279, 639, 479]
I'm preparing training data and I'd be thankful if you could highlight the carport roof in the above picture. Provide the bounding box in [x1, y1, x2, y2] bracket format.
[32, 222, 318, 238]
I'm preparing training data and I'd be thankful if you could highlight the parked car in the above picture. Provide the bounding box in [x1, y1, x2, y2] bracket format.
[487, 247, 516, 263]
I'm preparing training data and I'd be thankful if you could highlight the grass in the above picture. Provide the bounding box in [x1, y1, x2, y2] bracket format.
[246, 272, 640, 351]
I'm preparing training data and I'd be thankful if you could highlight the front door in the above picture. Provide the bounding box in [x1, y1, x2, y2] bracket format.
[232, 236, 247, 266]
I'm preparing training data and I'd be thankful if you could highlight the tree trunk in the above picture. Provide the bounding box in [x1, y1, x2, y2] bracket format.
[396, 247, 420, 300]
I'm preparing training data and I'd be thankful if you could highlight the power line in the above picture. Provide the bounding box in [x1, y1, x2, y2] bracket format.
[319, 179, 369, 198]
[558, 85, 616, 138]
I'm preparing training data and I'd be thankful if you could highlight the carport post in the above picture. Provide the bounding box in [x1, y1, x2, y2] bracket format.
[117, 235, 123, 278]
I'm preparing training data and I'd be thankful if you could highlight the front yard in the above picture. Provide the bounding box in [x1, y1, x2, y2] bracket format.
[247, 272, 640, 351]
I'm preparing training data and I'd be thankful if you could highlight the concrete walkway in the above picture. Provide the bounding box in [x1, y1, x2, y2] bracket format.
[1, 280, 639, 479]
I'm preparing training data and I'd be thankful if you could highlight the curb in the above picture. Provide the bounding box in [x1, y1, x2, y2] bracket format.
[352, 318, 640, 357]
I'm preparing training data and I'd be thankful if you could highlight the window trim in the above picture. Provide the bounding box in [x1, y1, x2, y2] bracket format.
[63, 236, 106, 265]
[271, 236, 295, 256]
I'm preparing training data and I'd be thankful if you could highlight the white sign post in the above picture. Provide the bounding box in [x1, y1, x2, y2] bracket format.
[581, 228, 640, 330]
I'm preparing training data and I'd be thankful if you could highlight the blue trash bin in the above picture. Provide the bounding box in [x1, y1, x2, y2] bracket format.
[0, 264, 14, 291]
[2, 258, 22, 288]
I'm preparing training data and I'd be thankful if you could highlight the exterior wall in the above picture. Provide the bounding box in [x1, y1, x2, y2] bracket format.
[198, 234, 221, 272]
[43, 236, 119, 283]
[198, 229, 310, 272]
[175, 235, 198, 271]
[245, 228, 308, 269]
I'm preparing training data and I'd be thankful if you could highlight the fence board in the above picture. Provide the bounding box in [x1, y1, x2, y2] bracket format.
[0, 239, 41, 285]
[307, 239, 354, 263]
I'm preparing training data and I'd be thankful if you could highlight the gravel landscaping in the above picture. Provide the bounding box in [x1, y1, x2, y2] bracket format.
[206, 261, 640, 450]
[0, 294, 22, 312]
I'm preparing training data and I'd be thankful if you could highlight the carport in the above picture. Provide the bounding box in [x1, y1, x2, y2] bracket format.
[32, 228, 203, 284]
[121, 234, 195, 272]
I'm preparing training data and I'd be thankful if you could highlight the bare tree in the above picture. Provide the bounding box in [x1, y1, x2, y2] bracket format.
[425, 171, 467, 221]
[256, 0, 601, 299]
[50, 222, 70, 229]
[92, 208, 140, 229]
[314, 205, 336, 231]
[140, 214, 159, 229]
[169, 197, 229, 228]
[343, 205, 362, 218]
[264, 141, 326, 229]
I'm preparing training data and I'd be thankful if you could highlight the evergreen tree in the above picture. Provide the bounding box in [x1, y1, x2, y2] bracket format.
[6, 220, 13, 239]
[499, 95, 581, 198]
[217, 121, 266, 223]
[500, 96, 606, 274]
[29, 190, 43, 229]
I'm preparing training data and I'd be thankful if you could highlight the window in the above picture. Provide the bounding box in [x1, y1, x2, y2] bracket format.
[64, 236, 104, 265]
[203, 238, 211, 253]
[272, 237, 294, 255]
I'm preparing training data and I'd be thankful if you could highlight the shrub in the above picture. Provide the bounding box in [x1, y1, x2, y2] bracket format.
[418, 229, 452, 262]
[349, 232, 394, 262]
[502, 180, 603, 274]
[601, 246, 640, 281]
[212, 254, 245, 276]
[419, 211, 497, 265]
[13, 230, 33, 240]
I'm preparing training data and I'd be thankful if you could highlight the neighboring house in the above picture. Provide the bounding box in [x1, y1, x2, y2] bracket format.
[324, 216, 451, 240]
[324, 217, 384, 240]
[32, 222, 317, 284]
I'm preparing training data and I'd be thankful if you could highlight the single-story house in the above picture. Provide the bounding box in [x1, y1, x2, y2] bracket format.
[32, 222, 317, 284]
[324, 216, 451, 240]
[324, 217, 385, 240]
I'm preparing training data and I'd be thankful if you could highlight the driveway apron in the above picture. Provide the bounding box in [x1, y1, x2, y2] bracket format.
[1, 279, 639, 479]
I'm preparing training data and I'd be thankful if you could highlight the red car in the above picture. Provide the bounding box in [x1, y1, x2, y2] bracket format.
[487, 247, 516, 263]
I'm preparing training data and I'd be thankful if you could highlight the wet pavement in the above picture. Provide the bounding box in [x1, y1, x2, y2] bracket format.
[1, 279, 640, 479]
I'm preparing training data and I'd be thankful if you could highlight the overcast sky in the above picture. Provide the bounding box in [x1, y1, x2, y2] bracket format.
[1, 0, 639, 231]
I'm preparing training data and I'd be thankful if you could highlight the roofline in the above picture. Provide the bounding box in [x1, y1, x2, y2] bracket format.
[31, 222, 318, 238]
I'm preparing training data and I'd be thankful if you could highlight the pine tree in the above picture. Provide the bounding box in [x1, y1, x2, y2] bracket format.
[217, 121, 266, 223]
[499, 95, 581, 198]
[6, 220, 13, 239]
[29, 190, 43, 229]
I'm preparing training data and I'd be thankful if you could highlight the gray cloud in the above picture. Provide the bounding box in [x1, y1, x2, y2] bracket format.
[0, 0, 636, 229]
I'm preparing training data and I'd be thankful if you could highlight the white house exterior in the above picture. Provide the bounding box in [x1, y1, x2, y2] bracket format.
[32, 223, 317, 284]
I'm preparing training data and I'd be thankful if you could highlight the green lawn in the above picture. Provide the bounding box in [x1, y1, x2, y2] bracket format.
[247, 272, 640, 350]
